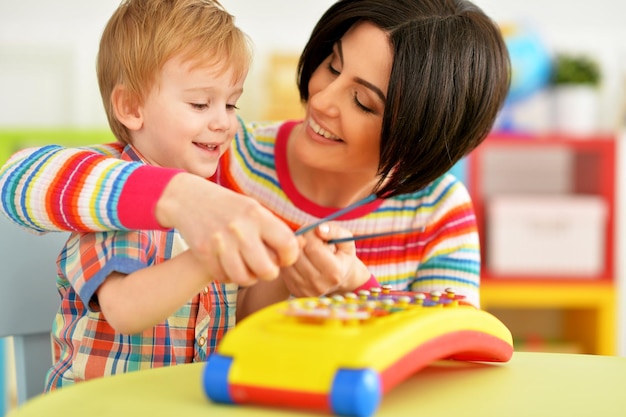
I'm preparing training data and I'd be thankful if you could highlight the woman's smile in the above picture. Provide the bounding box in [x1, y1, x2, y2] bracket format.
[308, 118, 343, 142]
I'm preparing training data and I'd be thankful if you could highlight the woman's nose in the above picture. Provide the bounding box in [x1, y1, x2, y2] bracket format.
[309, 80, 341, 118]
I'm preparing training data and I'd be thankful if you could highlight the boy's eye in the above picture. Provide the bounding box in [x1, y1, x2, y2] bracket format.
[190, 103, 239, 111]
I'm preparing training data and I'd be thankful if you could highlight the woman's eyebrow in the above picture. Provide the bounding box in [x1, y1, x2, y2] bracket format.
[356, 77, 386, 103]
[337, 39, 386, 103]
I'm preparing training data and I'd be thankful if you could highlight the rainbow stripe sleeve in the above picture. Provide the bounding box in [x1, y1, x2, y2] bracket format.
[0, 143, 179, 232]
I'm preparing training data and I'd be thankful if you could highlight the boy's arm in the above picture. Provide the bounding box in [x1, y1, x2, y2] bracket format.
[97, 250, 228, 334]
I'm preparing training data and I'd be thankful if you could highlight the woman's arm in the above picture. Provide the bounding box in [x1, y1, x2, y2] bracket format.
[414, 177, 481, 308]
[0, 142, 300, 283]
[0, 142, 180, 232]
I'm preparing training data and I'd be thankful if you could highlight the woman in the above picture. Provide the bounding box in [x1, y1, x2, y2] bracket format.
[0, 0, 509, 313]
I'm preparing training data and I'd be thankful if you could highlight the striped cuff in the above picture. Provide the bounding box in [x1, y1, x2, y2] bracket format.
[118, 165, 182, 230]
[354, 274, 380, 292]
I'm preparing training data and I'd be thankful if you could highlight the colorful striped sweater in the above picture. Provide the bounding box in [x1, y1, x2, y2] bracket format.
[0, 119, 481, 306]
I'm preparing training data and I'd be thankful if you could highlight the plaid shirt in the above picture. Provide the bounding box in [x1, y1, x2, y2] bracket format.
[45, 146, 237, 391]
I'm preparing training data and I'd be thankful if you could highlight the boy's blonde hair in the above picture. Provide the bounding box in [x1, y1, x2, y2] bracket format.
[97, 0, 252, 143]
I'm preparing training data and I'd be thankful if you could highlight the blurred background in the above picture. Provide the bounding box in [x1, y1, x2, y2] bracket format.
[2, 0, 626, 414]
[1, 0, 625, 130]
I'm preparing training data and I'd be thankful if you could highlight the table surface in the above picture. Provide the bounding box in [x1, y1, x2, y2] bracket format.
[8, 351, 626, 417]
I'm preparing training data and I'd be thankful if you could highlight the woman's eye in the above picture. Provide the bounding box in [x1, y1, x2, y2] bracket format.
[353, 93, 373, 113]
[327, 62, 340, 75]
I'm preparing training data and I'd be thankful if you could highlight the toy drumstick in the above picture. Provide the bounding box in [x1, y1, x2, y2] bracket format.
[295, 194, 377, 236]
[326, 227, 424, 244]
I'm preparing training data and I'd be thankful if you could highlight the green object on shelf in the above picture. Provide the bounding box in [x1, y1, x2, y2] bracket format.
[0, 129, 116, 165]
[551, 53, 601, 86]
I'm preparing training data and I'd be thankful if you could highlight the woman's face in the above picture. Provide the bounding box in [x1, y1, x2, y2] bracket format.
[297, 21, 392, 177]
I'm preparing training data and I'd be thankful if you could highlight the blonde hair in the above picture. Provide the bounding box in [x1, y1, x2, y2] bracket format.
[97, 0, 252, 143]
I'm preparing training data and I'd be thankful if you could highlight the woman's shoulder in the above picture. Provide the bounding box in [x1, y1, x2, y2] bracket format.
[78, 142, 124, 156]
[243, 119, 285, 136]
[435, 171, 469, 189]
[393, 172, 470, 203]
[2, 142, 124, 171]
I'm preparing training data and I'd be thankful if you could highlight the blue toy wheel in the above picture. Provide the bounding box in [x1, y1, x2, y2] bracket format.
[330, 368, 381, 417]
[202, 353, 234, 404]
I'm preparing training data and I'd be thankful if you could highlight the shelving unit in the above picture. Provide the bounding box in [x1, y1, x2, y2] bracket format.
[467, 132, 617, 355]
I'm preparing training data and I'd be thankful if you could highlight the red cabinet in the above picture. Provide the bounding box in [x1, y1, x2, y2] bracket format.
[466, 132, 617, 354]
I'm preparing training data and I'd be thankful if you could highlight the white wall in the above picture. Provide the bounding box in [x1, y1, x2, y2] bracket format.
[2, 0, 625, 127]
[0, 0, 118, 126]
[1, 0, 625, 354]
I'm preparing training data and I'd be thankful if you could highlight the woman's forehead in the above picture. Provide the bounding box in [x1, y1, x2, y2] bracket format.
[339, 21, 392, 97]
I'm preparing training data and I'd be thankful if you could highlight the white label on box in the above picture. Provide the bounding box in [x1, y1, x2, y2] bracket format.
[487, 195, 607, 277]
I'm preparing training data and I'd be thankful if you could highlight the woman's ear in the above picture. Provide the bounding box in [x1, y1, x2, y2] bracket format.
[111, 85, 143, 131]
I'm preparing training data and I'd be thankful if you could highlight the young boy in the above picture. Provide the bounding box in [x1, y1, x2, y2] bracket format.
[46, 0, 254, 390]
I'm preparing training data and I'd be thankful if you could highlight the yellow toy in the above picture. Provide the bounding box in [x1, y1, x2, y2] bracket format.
[203, 287, 513, 417]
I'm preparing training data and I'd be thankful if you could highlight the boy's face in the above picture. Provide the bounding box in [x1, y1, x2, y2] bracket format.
[130, 55, 246, 178]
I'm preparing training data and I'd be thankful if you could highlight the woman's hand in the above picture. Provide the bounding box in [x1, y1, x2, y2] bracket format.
[155, 172, 300, 286]
[280, 222, 371, 297]
[236, 222, 371, 322]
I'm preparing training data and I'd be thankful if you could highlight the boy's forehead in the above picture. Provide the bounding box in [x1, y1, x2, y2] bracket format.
[157, 53, 248, 89]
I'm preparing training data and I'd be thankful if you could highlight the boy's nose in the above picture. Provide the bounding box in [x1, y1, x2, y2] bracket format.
[208, 108, 231, 131]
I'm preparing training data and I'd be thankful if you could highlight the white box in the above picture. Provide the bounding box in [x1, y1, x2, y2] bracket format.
[481, 147, 574, 196]
[487, 195, 607, 277]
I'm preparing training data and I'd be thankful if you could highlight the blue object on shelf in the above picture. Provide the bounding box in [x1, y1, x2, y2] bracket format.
[495, 22, 552, 132]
